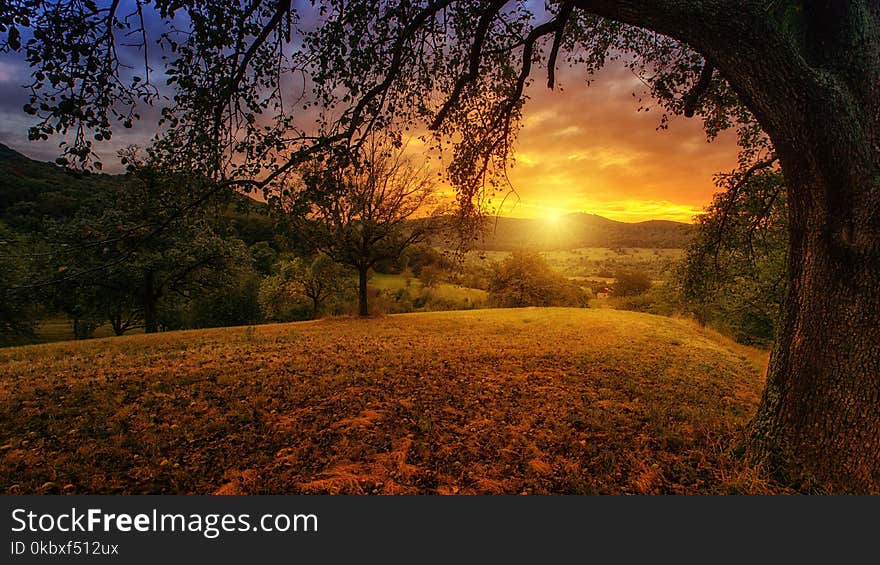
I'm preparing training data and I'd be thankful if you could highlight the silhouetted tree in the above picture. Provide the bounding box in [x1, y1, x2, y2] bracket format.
[284, 141, 443, 316]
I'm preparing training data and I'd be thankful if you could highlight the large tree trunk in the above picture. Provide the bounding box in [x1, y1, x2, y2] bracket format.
[357, 266, 369, 317]
[740, 13, 880, 491]
[743, 87, 880, 492]
[747, 177, 880, 493]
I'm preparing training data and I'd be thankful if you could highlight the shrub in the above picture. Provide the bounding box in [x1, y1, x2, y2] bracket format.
[611, 284, 678, 316]
[612, 270, 652, 297]
[419, 264, 443, 288]
[488, 251, 589, 308]
[189, 274, 262, 328]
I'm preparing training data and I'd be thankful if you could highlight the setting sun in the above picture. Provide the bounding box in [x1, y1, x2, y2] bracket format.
[543, 208, 565, 224]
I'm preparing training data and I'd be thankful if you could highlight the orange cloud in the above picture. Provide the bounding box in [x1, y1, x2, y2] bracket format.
[491, 64, 738, 223]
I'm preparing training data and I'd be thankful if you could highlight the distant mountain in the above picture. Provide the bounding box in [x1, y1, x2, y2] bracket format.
[473, 213, 693, 250]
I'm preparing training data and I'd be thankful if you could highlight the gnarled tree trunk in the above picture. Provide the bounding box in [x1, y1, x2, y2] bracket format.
[744, 79, 880, 493]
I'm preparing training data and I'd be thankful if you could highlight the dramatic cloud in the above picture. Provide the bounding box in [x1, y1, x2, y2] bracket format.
[0, 49, 737, 223]
[495, 64, 739, 223]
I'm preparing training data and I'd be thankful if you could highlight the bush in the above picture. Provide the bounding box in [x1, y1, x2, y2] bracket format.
[189, 274, 262, 328]
[250, 241, 277, 275]
[419, 264, 443, 288]
[611, 284, 679, 316]
[458, 261, 493, 290]
[258, 271, 312, 322]
[488, 251, 589, 308]
[612, 270, 652, 297]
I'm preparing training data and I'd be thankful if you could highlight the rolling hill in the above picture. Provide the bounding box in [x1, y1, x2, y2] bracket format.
[473, 214, 694, 250]
[0, 308, 780, 495]
[0, 142, 276, 245]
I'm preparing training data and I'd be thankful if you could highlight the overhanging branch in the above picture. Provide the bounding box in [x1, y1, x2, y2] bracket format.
[683, 60, 714, 118]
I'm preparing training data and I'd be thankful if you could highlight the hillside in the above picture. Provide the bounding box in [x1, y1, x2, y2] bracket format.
[0, 308, 781, 495]
[474, 214, 694, 250]
[0, 142, 276, 244]
[0, 143, 119, 232]
[2, 143, 691, 249]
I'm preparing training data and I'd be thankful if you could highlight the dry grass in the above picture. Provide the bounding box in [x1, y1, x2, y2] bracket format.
[0, 308, 785, 495]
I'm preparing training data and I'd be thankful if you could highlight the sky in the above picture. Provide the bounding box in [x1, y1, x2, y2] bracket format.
[490, 64, 739, 223]
[0, 17, 739, 225]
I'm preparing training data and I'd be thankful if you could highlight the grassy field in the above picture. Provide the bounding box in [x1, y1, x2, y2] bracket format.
[32, 318, 134, 343]
[0, 308, 783, 495]
[371, 272, 488, 307]
[469, 247, 683, 281]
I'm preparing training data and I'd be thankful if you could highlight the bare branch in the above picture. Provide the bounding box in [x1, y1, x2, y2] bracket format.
[230, 0, 287, 92]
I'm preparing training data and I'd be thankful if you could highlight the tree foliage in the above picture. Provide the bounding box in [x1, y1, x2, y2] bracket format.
[259, 255, 353, 321]
[612, 270, 652, 298]
[0, 0, 766, 213]
[681, 166, 787, 345]
[44, 148, 254, 333]
[488, 250, 589, 308]
[282, 138, 444, 315]
[0, 223, 45, 343]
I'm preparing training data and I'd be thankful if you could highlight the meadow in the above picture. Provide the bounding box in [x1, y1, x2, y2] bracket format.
[0, 308, 784, 495]
[468, 247, 684, 281]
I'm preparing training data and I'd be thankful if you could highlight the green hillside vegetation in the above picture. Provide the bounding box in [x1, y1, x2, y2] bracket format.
[1, 144, 778, 351]
[472, 247, 684, 282]
[0, 308, 782, 495]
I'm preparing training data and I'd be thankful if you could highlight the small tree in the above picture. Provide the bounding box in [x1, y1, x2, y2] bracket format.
[285, 140, 444, 316]
[296, 255, 352, 317]
[259, 255, 352, 320]
[612, 270, 652, 297]
[418, 264, 443, 289]
[488, 251, 589, 308]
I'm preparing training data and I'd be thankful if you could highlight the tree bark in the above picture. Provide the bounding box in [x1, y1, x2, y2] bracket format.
[712, 8, 880, 494]
[357, 266, 369, 317]
[747, 179, 880, 493]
